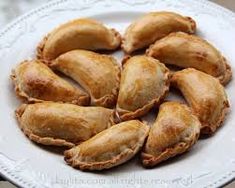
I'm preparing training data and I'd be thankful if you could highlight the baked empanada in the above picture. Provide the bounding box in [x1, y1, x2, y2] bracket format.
[15, 102, 115, 147]
[147, 32, 232, 85]
[142, 101, 200, 167]
[122, 11, 196, 53]
[51, 50, 120, 107]
[37, 18, 121, 62]
[11, 60, 89, 105]
[64, 120, 149, 170]
[117, 55, 170, 120]
[171, 68, 229, 134]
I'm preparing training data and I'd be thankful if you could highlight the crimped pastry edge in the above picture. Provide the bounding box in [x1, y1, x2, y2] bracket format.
[116, 60, 170, 121]
[141, 131, 200, 167]
[121, 14, 196, 54]
[146, 32, 232, 85]
[170, 68, 230, 135]
[15, 103, 117, 147]
[64, 122, 150, 170]
[37, 21, 122, 63]
[15, 104, 75, 148]
[11, 60, 90, 106]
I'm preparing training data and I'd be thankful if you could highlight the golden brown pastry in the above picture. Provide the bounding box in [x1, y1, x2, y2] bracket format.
[11, 60, 89, 105]
[142, 101, 200, 167]
[37, 18, 121, 62]
[122, 11, 196, 53]
[171, 68, 229, 134]
[147, 32, 232, 85]
[64, 120, 149, 170]
[51, 50, 120, 108]
[15, 102, 115, 147]
[117, 55, 170, 120]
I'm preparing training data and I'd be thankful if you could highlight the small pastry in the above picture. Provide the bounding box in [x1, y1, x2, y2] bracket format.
[64, 120, 149, 170]
[51, 50, 120, 108]
[11, 60, 89, 105]
[142, 101, 200, 167]
[117, 55, 170, 120]
[147, 32, 232, 85]
[37, 18, 121, 62]
[171, 68, 230, 134]
[15, 102, 115, 147]
[122, 11, 196, 53]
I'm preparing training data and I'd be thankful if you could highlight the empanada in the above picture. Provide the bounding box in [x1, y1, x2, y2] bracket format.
[122, 11, 196, 53]
[147, 32, 232, 85]
[171, 68, 229, 134]
[15, 102, 115, 147]
[37, 18, 121, 62]
[11, 60, 89, 105]
[117, 55, 170, 120]
[142, 101, 200, 167]
[51, 50, 120, 107]
[64, 120, 149, 170]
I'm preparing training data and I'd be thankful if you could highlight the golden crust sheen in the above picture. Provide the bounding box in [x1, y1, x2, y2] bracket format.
[147, 32, 232, 85]
[64, 120, 149, 170]
[171, 68, 230, 135]
[142, 101, 200, 167]
[117, 55, 170, 120]
[37, 18, 121, 62]
[122, 11, 196, 53]
[11, 60, 89, 105]
[51, 50, 121, 108]
[15, 102, 115, 147]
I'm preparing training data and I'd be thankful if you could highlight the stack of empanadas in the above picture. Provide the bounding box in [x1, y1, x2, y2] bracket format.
[11, 11, 231, 171]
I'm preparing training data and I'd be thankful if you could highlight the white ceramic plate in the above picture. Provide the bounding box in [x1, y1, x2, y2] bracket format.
[0, 0, 235, 187]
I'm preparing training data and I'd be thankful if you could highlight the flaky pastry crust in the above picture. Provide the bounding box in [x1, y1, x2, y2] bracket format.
[122, 11, 196, 53]
[11, 60, 89, 105]
[147, 32, 232, 85]
[15, 102, 115, 147]
[142, 101, 200, 167]
[117, 55, 170, 120]
[37, 18, 121, 62]
[171, 68, 230, 135]
[64, 120, 149, 170]
[50, 50, 121, 108]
